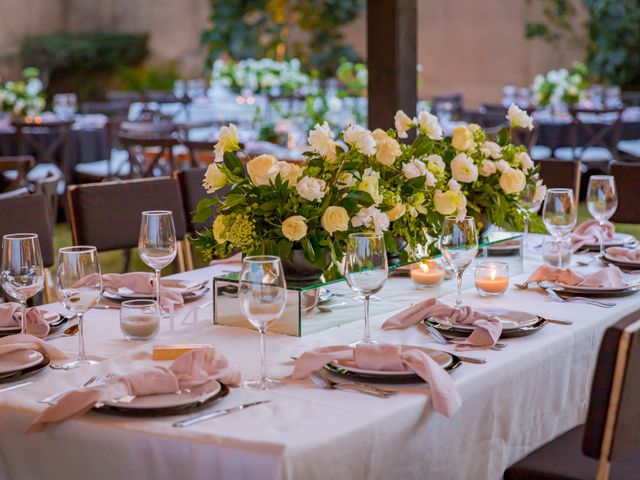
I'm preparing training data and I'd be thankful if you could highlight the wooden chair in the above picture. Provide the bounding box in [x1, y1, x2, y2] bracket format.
[609, 162, 640, 224]
[117, 131, 181, 178]
[11, 119, 73, 172]
[0, 193, 56, 303]
[33, 172, 61, 227]
[431, 93, 464, 120]
[67, 177, 188, 273]
[504, 311, 640, 479]
[535, 158, 582, 195]
[0, 155, 35, 191]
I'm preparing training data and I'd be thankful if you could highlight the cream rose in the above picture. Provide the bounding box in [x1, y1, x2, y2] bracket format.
[515, 151, 534, 172]
[372, 128, 401, 166]
[278, 161, 302, 187]
[499, 168, 527, 194]
[479, 159, 497, 177]
[358, 169, 383, 205]
[351, 206, 390, 234]
[450, 153, 478, 183]
[402, 158, 427, 179]
[214, 123, 240, 162]
[296, 176, 326, 202]
[337, 172, 356, 189]
[321, 206, 350, 234]
[394, 110, 413, 139]
[480, 141, 502, 159]
[495, 159, 511, 173]
[415, 111, 443, 140]
[202, 162, 228, 193]
[433, 190, 464, 216]
[343, 124, 376, 155]
[469, 123, 482, 133]
[385, 204, 406, 221]
[212, 215, 227, 243]
[308, 121, 337, 162]
[426, 154, 445, 173]
[247, 154, 279, 186]
[448, 178, 461, 191]
[282, 215, 308, 241]
[506, 103, 534, 130]
[533, 180, 547, 203]
[451, 125, 475, 152]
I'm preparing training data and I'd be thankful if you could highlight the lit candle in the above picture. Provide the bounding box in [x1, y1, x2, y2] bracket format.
[410, 260, 445, 288]
[474, 262, 509, 296]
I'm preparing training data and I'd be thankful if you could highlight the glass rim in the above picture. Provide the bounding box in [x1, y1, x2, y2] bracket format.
[348, 232, 383, 239]
[242, 255, 282, 264]
[443, 215, 474, 222]
[141, 210, 173, 216]
[121, 299, 158, 308]
[58, 245, 98, 254]
[2, 233, 39, 241]
[588, 174, 614, 180]
[475, 260, 509, 268]
[546, 188, 573, 193]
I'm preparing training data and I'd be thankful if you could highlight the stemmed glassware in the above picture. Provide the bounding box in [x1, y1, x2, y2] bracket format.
[520, 182, 543, 250]
[56, 246, 102, 369]
[0, 234, 45, 334]
[542, 188, 577, 267]
[344, 233, 388, 345]
[239, 256, 287, 390]
[138, 211, 177, 312]
[439, 216, 479, 308]
[586, 175, 618, 257]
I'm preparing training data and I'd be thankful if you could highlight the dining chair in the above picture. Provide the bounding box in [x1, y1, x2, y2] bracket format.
[33, 172, 62, 227]
[117, 131, 181, 178]
[608, 162, 640, 224]
[0, 155, 35, 191]
[11, 118, 74, 172]
[66, 177, 188, 273]
[0, 193, 56, 303]
[535, 158, 582, 195]
[504, 311, 640, 479]
[431, 93, 464, 120]
[182, 140, 215, 167]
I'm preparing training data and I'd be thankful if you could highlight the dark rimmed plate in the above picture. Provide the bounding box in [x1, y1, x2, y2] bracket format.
[0, 355, 51, 384]
[549, 283, 640, 298]
[0, 313, 70, 338]
[102, 287, 210, 304]
[424, 317, 548, 339]
[603, 254, 640, 270]
[94, 382, 229, 417]
[580, 233, 636, 251]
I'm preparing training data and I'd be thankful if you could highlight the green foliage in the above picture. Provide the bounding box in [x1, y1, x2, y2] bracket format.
[117, 63, 179, 92]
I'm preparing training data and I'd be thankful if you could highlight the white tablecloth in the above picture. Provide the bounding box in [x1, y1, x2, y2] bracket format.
[0, 238, 638, 480]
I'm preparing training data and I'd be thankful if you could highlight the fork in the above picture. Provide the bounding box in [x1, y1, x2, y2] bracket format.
[542, 287, 616, 308]
[426, 324, 506, 350]
[39, 372, 119, 405]
[308, 372, 396, 398]
[425, 326, 488, 364]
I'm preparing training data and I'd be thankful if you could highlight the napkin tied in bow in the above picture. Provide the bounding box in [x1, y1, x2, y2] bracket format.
[571, 220, 615, 251]
[0, 334, 69, 363]
[0, 303, 51, 338]
[525, 264, 628, 288]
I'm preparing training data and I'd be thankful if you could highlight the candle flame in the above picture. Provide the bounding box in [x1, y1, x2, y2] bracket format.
[490, 269, 496, 281]
[420, 260, 429, 272]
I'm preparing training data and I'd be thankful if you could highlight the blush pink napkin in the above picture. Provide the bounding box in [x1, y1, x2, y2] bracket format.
[526, 264, 628, 288]
[381, 298, 502, 350]
[606, 247, 640, 263]
[571, 220, 615, 251]
[0, 304, 50, 338]
[291, 344, 461, 417]
[27, 347, 241, 433]
[209, 253, 242, 266]
[0, 334, 69, 362]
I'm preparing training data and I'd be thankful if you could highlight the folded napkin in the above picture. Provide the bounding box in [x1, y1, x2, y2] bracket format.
[381, 298, 502, 350]
[27, 347, 241, 433]
[291, 343, 461, 417]
[525, 264, 628, 288]
[571, 220, 615, 251]
[0, 334, 69, 362]
[0, 303, 50, 338]
[606, 246, 640, 263]
[209, 252, 242, 266]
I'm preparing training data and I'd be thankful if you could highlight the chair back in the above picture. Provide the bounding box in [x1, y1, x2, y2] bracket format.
[431, 93, 464, 120]
[569, 107, 624, 162]
[117, 132, 180, 178]
[0, 155, 35, 191]
[535, 158, 582, 195]
[582, 312, 640, 478]
[175, 168, 228, 234]
[33, 172, 61, 227]
[609, 162, 640, 224]
[621, 91, 640, 107]
[11, 119, 73, 169]
[183, 140, 215, 167]
[0, 193, 54, 267]
[67, 177, 187, 252]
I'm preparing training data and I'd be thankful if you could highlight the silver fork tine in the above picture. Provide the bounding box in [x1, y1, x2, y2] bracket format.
[426, 325, 451, 345]
[82, 375, 98, 387]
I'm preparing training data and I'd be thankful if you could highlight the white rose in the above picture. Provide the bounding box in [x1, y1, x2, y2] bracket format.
[351, 206, 390, 234]
[282, 215, 308, 241]
[448, 178, 461, 191]
[450, 153, 478, 183]
[415, 111, 443, 140]
[394, 110, 413, 139]
[247, 154, 279, 186]
[385, 204, 406, 221]
[506, 103, 534, 130]
[343, 124, 376, 156]
[426, 154, 445, 173]
[321, 206, 350, 234]
[308, 121, 337, 162]
[202, 162, 228, 193]
[533, 180, 547, 203]
[214, 123, 240, 162]
[499, 168, 527, 194]
[433, 190, 464, 216]
[451, 125, 475, 152]
[296, 176, 326, 202]
[515, 151, 534, 172]
[278, 161, 302, 187]
[358, 169, 383, 205]
[479, 159, 497, 177]
[337, 172, 356, 190]
[480, 141, 502, 159]
[403, 158, 428, 179]
[372, 128, 401, 166]
[495, 159, 511, 173]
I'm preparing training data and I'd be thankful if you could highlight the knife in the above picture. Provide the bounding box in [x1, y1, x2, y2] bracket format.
[173, 400, 271, 428]
[0, 381, 33, 394]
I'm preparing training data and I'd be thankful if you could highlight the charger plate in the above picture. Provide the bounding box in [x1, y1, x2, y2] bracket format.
[424, 317, 548, 339]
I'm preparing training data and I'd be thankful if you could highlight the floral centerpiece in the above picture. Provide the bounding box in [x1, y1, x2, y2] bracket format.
[0, 67, 46, 118]
[211, 58, 311, 97]
[532, 61, 589, 107]
[192, 104, 545, 281]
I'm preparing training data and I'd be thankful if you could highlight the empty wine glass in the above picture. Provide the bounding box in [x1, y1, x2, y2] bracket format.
[138, 211, 177, 312]
[1, 234, 45, 334]
[520, 182, 543, 249]
[239, 256, 287, 390]
[56, 246, 102, 369]
[439, 216, 479, 307]
[543, 188, 577, 267]
[344, 233, 388, 345]
[586, 175, 618, 256]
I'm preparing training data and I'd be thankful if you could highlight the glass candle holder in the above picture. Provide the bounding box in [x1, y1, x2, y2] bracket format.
[120, 299, 160, 341]
[410, 259, 445, 288]
[474, 261, 509, 296]
[541, 237, 572, 268]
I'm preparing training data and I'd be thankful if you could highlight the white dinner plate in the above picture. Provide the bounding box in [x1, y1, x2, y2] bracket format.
[431, 309, 539, 332]
[603, 253, 640, 269]
[102, 379, 221, 410]
[330, 345, 452, 377]
[582, 233, 636, 249]
[0, 311, 61, 333]
[554, 283, 638, 294]
[103, 279, 206, 300]
[0, 350, 44, 374]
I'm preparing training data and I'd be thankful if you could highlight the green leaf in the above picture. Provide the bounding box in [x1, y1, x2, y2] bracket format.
[344, 190, 374, 207]
[220, 193, 246, 211]
[192, 198, 216, 223]
[223, 152, 244, 176]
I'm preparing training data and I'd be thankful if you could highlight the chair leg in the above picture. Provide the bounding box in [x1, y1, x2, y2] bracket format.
[176, 240, 186, 273]
[184, 235, 194, 271]
[43, 268, 56, 304]
[122, 248, 132, 273]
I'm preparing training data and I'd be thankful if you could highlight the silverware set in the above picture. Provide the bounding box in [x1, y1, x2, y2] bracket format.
[308, 372, 397, 398]
[39, 372, 119, 404]
[515, 281, 616, 308]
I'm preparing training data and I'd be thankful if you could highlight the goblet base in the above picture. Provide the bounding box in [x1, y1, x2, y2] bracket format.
[242, 378, 282, 390]
[50, 358, 99, 370]
[349, 337, 378, 347]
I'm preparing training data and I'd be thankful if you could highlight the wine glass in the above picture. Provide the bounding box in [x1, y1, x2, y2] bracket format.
[138, 211, 177, 312]
[239, 256, 287, 390]
[439, 216, 478, 307]
[520, 182, 543, 250]
[542, 188, 577, 267]
[586, 175, 618, 256]
[0, 234, 45, 334]
[344, 233, 388, 345]
[56, 246, 102, 369]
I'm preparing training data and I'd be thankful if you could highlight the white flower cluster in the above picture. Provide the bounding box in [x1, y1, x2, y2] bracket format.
[0, 70, 45, 116]
[532, 66, 586, 107]
[211, 58, 310, 95]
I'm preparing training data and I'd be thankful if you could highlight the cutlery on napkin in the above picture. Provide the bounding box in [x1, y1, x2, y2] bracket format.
[0, 304, 52, 338]
[291, 343, 461, 418]
[525, 264, 629, 289]
[570, 220, 615, 251]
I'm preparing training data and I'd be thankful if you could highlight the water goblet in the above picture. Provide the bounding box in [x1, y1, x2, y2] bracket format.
[586, 175, 618, 257]
[542, 188, 577, 267]
[439, 216, 479, 308]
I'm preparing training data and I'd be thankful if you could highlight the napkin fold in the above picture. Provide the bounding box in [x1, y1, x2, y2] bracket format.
[27, 347, 241, 433]
[291, 343, 461, 417]
[100, 272, 184, 310]
[381, 298, 502, 350]
[606, 247, 640, 263]
[0, 303, 50, 338]
[0, 334, 69, 362]
[571, 220, 615, 251]
[209, 253, 242, 266]
[525, 264, 628, 288]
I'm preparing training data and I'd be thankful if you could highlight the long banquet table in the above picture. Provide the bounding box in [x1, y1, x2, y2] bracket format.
[0, 238, 638, 480]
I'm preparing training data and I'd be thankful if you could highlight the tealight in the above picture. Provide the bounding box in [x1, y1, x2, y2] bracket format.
[410, 259, 445, 288]
[474, 261, 509, 296]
